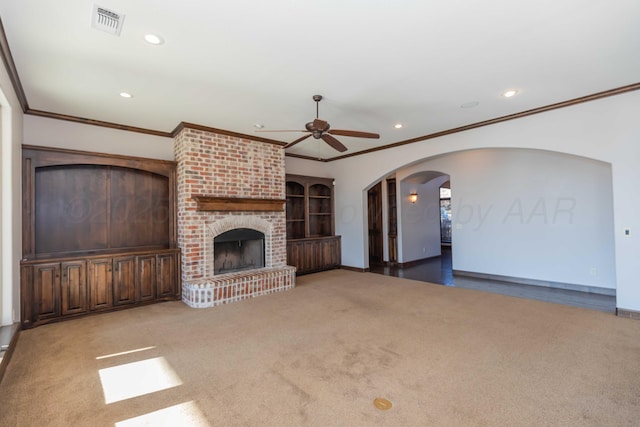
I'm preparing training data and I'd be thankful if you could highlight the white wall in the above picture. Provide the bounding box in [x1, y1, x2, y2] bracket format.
[0, 68, 24, 325]
[397, 174, 447, 263]
[284, 156, 333, 178]
[395, 148, 615, 289]
[285, 90, 640, 311]
[23, 115, 174, 160]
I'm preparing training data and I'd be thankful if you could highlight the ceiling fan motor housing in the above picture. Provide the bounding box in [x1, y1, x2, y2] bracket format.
[306, 120, 330, 138]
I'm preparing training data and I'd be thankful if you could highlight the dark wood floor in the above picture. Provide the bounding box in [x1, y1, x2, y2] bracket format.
[370, 247, 616, 313]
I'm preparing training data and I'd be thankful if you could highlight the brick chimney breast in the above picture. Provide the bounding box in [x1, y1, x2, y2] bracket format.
[174, 126, 295, 308]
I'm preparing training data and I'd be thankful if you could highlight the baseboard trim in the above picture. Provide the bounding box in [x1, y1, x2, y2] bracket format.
[340, 265, 369, 273]
[453, 270, 616, 296]
[397, 255, 440, 268]
[616, 308, 640, 320]
[0, 323, 21, 385]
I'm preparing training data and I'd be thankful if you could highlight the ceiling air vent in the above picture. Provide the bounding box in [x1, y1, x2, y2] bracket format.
[91, 4, 125, 36]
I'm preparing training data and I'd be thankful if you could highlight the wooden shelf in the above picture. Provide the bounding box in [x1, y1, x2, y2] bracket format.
[285, 174, 339, 273]
[192, 196, 285, 212]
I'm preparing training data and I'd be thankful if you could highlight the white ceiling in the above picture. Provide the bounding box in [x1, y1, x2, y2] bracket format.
[1, 0, 639, 159]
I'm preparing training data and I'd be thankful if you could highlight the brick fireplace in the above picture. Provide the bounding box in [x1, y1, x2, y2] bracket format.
[174, 125, 295, 308]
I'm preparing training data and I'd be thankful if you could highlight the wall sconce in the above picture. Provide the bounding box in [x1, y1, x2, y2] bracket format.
[409, 192, 418, 204]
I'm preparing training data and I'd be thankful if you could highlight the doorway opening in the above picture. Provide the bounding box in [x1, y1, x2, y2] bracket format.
[440, 181, 452, 246]
[369, 172, 453, 284]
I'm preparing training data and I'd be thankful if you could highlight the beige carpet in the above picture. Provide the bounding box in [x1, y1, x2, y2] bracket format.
[1, 270, 639, 426]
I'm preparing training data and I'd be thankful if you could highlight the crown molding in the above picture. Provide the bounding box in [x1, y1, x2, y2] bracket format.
[26, 109, 173, 137]
[326, 82, 640, 162]
[283, 152, 329, 162]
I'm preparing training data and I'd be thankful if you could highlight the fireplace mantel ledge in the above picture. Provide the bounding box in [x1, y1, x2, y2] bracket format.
[192, 195, 285, 212]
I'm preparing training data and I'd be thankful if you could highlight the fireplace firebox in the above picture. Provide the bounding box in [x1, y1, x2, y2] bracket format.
[213, 228, 265, 274]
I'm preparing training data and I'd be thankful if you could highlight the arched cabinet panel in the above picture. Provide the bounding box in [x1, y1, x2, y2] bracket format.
[285, 174, 341, 275]
[21, 146, 180, 328]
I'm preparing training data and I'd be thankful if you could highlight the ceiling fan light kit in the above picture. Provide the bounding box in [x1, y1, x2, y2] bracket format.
[257, 95, 380, 152]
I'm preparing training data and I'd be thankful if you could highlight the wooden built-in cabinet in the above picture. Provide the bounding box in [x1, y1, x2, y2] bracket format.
[21, 146, 181, 328]
[286, 236, 341, 275]
[21, 250, 180, 328]
[285, 174, 341, 275]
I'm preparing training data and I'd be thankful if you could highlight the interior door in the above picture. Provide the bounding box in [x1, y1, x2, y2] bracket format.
[367, 182, 383, 265]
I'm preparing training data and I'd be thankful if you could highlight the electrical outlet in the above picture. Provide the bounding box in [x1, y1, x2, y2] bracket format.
[589, 267, 597, 276]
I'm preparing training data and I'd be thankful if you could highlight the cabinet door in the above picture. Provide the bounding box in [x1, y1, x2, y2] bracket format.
[286, 240, 306, 274]
[136, 255, 157, 302]
[326, 237, 341, 268]
[113, 256, 136, 306]
[305, 239, 323, 272]
[156, 253, 177, 298]
[61, 261, 88, 315]
[88, 258, 113, 310]
[33, 263, 61, 320]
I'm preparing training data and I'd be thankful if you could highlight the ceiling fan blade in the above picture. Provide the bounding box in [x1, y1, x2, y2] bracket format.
[321, 134, 348, 152]
[284, 133, 312, 149]
[328, 129, 380, 139]
[255, 129, 306, 133]
[313, 118, 329, 131]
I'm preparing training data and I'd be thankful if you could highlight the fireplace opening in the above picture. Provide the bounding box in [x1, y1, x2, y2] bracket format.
[213, 228, 265, 274]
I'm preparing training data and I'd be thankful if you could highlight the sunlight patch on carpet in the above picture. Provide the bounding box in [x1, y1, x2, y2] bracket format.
[95, 346, 157, 360]
[115, 401, 210, 426]
[98, 357, 182, 404]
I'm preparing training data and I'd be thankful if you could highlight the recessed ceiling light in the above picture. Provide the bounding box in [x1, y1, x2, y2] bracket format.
[253, 123, 264, 129]
[461, 101, 479, 108]
[502, 90, 518, 98]
[144, 34, 164, 45]
[394, 123, 403, 129]
[119, 92, 133, 98]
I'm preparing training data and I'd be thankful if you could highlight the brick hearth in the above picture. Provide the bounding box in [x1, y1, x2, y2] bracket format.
[174, 126, 295, 308]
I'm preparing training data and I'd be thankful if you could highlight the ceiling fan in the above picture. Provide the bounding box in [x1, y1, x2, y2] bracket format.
[257, 95, 380, 152]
